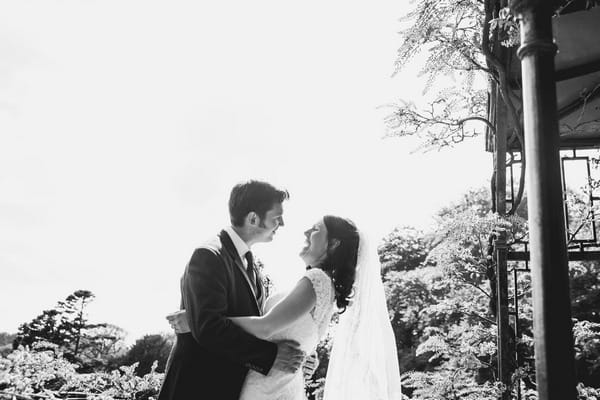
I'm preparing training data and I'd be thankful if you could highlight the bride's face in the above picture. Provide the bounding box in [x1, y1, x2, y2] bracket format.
[299, 219, 329, 267]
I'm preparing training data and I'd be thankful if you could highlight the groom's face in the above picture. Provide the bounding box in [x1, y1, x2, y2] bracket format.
[254, 202, 285, 243]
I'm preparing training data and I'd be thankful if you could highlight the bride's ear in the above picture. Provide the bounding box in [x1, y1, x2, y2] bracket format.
[328, 238, 341, 253]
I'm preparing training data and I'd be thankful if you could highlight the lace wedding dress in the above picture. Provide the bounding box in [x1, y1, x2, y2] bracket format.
[239, 267, 335, 400]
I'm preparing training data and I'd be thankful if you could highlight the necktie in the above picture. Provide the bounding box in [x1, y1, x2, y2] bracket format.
[244, 251, 258, 296]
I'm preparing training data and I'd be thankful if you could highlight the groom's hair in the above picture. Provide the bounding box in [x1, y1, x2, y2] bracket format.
[229, 180, 289, 227]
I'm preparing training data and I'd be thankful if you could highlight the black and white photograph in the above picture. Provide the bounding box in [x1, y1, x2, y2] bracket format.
[2, 1, 600, 399]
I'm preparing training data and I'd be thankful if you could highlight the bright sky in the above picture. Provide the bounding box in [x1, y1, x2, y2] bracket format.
[0, 1, 491, 342]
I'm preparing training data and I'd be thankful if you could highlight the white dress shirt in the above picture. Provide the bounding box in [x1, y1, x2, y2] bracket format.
[224, 226, 251, 268]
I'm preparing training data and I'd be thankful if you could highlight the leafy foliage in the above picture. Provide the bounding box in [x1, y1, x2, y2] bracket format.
[385, 265, 453, 375]
[394, 1, 487, 81]
[379, 187, 600, 398]
[379, 189, 505, 398]
[77, 324, 129, 372]
[385, 0, 496, 150]
[573, 320, 600, 386]
[0, 342, 163, 400]
[1, 295, 172, 398]
[378, 226, 433, 273]
[488, 7, 519, 47]
[403, 323, 503, 399]
[305, 332, 333, 400]
[571, 262, 600, 323]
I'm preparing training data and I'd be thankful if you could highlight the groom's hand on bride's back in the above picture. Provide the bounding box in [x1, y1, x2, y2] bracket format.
[167, 310, 304, 373]
[272, 340, 304, 374]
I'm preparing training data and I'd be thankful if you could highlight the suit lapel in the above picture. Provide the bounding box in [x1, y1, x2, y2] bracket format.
[220, 230, 262, 315]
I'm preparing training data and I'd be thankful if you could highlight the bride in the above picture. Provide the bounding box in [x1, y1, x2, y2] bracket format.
[169, 215, 401, 400]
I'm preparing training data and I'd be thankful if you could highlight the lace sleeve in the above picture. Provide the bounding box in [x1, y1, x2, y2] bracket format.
[304, 268, 334, 323]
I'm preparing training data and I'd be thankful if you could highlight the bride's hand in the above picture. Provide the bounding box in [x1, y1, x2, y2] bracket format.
[166, 310, 191, 334]
[302, 350, 319, 380]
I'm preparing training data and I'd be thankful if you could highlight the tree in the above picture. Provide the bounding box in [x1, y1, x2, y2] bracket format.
[14, 290, 97, 358]
[378, 226, 433, 274]
[12, 290, 129, 371]
[379, 184, 600, 398]
[13, 308, 65, 349]
[383, 1, 562, 214]
[378, 187, 528, 398]
[385, 1, 510, 148]
[56, 290, 96, 357]
[77, 323, 128, 372]
[436, 187, 493, 219]
[384, 265, 455, 375]
[119, 334, 174, 376]
[0, 332, 16, 357]
[0, 332, 16, 346]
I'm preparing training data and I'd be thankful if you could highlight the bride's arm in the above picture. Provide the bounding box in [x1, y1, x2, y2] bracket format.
[229, 277, 316, 340]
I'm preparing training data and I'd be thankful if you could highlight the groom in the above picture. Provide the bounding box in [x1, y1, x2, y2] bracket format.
[158, 180, 305, 400]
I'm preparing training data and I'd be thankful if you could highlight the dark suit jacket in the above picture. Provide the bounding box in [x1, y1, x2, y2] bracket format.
[158, 230, 278, 400]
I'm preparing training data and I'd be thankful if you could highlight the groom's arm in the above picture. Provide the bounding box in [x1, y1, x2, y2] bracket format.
[183, 247, 277, 375]
[229, 277, 317, 339]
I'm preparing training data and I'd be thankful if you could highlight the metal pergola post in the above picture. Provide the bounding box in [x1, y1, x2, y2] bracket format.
[511, 1, 577, 399]
[492, 79, 512, 399]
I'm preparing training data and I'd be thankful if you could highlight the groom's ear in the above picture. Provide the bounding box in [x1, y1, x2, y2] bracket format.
[247, 211, 259, 226]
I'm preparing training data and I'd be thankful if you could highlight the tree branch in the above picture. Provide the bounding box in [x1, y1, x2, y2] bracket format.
[460, 278, 492, 299]
[481, 0, 525, 216]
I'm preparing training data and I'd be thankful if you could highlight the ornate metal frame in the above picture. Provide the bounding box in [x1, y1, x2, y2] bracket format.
[496, 147, 600, 399]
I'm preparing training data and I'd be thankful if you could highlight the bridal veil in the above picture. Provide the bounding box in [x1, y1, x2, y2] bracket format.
[322, 231, 402, 400]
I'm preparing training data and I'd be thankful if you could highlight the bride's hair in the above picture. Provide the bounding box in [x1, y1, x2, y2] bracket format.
[321, 215, 360, 313]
